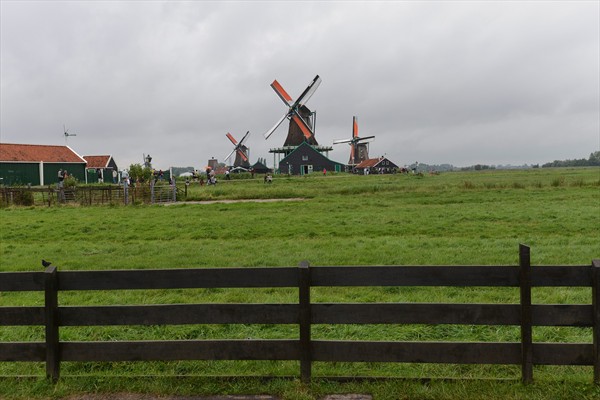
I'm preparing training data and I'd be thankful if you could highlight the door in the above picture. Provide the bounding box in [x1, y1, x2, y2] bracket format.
[301, 165, 313, 175]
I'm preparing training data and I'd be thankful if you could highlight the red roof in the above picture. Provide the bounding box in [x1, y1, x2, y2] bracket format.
[83, 155, 111, 168]
[0, 143, 86, 163]
[356, 158, 383, 169]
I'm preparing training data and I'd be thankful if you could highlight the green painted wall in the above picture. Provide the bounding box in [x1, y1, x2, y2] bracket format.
[0, 163, 86, 186]
[0, 163, 40, 186]
[43, 164, 86, 186]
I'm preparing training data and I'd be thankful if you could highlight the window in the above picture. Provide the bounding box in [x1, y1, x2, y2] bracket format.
[302, 155, 309, 161]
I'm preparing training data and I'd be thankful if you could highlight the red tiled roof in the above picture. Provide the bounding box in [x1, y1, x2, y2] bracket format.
[0, 143, 86, 163]
[83, 155, 111, 168]
[356, 158, 383, 168]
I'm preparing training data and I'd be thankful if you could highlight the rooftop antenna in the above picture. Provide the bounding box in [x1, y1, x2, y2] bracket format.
[63, 125, 77, 144]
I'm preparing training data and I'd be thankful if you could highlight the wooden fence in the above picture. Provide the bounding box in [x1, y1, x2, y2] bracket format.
[0, 183, 180, 207]
[1, 245, 599, 383]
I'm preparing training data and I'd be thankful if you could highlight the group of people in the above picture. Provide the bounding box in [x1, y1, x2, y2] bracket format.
[187, 168, 273, 185]
[205, 167, 217, 185]
[152, 169, 165, 183]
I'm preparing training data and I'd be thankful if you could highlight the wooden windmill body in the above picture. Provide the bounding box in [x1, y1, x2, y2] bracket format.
[351, 143, 370, 165]
[283, 105, 319, 147]
[224, 131, 251, 170]
[333, 116, 375, 167]
[264, 75, 332, 166]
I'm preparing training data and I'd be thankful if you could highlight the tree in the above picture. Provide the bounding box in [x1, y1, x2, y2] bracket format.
[541, 151, 600, 168]
[128, 163, 152, 182]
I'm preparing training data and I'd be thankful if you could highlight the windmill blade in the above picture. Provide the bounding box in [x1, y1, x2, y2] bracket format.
[350, 143, 356, 163]
[353, 116, 359, 138]
[333, 138, 353, 145]
[356, 135, 375, 143]
[236, 149, 249, 162]
[226, 132, 238, 145]
[224, 148, 236, 162]
[238, 131, 250, 146]
[291, 112, 314, 139]
[296, 75, 321, 107]
[264, 113, 288, 139]
[270, 80, 294, 106]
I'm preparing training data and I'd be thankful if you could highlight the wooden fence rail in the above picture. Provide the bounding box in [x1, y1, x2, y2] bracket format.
[1, 245, 599, 384]
[0, 183, 179, 207]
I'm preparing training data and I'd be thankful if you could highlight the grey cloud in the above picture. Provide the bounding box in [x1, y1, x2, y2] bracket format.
[1, 1, 597, 169]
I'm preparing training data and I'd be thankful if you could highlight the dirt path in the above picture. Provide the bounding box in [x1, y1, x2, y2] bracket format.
[63, 395, 280, 400]
[63, 394, 371, 400]
[164, 198, 305, 205]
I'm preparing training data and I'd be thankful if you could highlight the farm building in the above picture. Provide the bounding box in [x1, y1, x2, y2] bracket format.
[278, 142, 345, 175]
[354, 157, 399, 174]
[83, 155, 119, 183]
[0, 143, 87, 186]
[250, 160, 271, 174]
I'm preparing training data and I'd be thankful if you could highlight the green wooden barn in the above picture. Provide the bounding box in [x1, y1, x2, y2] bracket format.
[278, 142, 345, 175]
[0, 143, 87, 186]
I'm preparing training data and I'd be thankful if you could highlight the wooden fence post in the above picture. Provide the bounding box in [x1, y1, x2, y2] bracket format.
[150, 180, 155, 204]
[298, 260, 311, 383]
[44, 265, 60, 382]
[592, 259, 600, 384]
[519, 244, 533, 384]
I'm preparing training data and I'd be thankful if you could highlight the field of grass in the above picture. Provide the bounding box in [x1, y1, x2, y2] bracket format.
[1, 167, 599, 399]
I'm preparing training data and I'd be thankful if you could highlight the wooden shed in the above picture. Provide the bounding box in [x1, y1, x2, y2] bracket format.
[83, 155, 119, 183]
[0, 143, 87, 186]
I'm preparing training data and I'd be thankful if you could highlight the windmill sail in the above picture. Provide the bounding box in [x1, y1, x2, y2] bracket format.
[333, 116, 375, 165]
[224, 131, 251, 169]
[264, 75, 321, 146]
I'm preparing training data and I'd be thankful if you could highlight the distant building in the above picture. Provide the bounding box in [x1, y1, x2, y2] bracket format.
[251, 160, 272, 175]
[0, 143, 87, 186]
[278, 142, 345, 175]
[207, 158, 219, 171]
[83, 155, 119, 183]
[354, 157, 399, 174]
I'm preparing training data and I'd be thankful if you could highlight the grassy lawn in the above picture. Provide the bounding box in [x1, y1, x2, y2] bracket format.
[1, 167, 599, 399]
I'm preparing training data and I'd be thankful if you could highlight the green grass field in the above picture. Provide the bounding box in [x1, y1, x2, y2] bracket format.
[1, 167, 599, 399]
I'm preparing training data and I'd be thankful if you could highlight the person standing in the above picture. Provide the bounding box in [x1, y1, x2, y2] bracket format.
[121, 169, 130, 204]
[57, 169, 64, 186]
[57, 169, 66, 202]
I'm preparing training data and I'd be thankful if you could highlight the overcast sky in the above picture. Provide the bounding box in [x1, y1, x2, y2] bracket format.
[1, 1, 598, 170]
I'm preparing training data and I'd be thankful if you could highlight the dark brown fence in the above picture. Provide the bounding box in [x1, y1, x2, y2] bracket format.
[1, 245, 598, 383]
[0, 184, 180, 207]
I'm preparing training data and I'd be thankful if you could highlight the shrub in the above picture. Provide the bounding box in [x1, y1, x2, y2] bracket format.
[64, 175, 78, 188]
[129, 164, 153, 183]
[11, 190, 34, 206]
[570, 178, 585, 187]
[551, 177, 565, 187]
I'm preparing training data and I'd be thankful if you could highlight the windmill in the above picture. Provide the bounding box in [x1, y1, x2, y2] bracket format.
[224, 131, 251, 170]
[264, 75, 321, 147]
[333, 116, 375, 166]
[63, 125, 76, 144]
